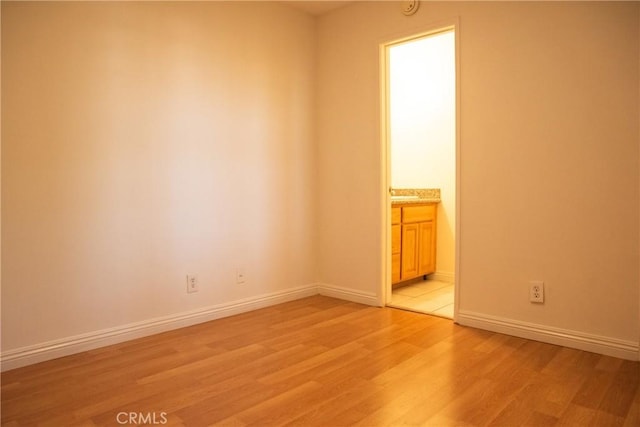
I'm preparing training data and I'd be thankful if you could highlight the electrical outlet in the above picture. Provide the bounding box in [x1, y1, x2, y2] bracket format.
[530, 281, 544, 303]
[186, 274, 199, 293]
[236, 268, 246, 284]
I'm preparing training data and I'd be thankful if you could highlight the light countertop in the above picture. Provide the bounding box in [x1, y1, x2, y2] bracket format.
[391, 188, 441, 205]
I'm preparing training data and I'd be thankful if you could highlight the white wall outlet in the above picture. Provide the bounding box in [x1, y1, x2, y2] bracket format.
[186, 274, 199, 293]
[530, 281, 544, 303]
[236, 268, 246, 284]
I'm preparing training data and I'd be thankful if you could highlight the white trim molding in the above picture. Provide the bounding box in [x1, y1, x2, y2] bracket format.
[1, 284, 318, 372]
[457, 310, 639, 361]
[430, 271, 455, 283]
[317, 283, 380, 307]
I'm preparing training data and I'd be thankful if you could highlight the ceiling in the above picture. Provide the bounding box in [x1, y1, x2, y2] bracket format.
[282, 1, 353, 16]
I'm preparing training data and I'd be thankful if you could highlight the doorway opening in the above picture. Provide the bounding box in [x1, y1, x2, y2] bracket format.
[381, 25, 459, 320]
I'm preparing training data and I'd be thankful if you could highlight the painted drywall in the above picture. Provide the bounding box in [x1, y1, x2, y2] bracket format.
[2, 1, 317, 352]
[389, 31, 456, 280]
[317, 1, 639, 345]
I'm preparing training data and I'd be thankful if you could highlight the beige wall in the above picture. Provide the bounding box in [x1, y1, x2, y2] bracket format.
[317, 1, 639, 345]
[2, 1, 317, 351]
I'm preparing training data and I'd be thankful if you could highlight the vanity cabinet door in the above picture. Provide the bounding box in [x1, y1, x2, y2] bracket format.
[391, 224, 401, 283]
[418, 221, 436, 276]
[391, 207, 402, 283]
[401, 223, 420, 280]
[394, 203, 437, 285]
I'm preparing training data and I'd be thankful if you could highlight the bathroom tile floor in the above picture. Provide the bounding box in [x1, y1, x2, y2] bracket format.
[388, 279, 454, 319]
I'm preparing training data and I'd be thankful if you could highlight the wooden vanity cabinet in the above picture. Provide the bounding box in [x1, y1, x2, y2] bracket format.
[391, 207, 402, 284]
[392, 203, 437, 286]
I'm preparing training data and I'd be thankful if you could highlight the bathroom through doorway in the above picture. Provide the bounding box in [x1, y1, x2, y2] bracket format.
[381, 25, 459, 319]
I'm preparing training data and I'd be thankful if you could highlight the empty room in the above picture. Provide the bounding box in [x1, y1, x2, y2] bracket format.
[2, 1, 639, 425]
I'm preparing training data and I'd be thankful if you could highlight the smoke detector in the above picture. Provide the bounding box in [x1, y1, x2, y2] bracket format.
[401, 0, 419, 16]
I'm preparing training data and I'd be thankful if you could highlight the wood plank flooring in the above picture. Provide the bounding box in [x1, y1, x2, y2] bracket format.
[2, 296, 639, 426]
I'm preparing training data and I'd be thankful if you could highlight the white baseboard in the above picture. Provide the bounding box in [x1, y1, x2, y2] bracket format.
[457, 310, 639, 361]
[317, 283, 380, 306]
[1, 284, 318, 372]
[430, 271, 455, 283]
[8, 286, 635, 371]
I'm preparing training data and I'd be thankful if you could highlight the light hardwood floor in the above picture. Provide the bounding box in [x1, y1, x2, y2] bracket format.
[2, 296, 639, 426]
